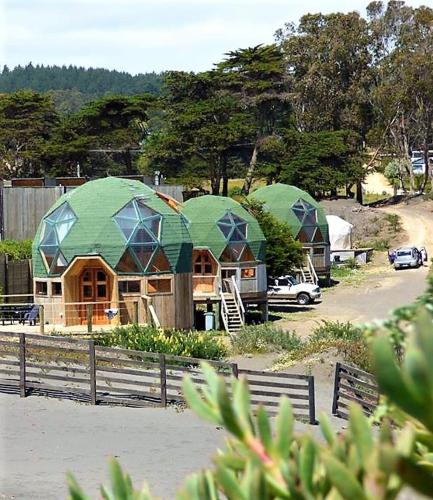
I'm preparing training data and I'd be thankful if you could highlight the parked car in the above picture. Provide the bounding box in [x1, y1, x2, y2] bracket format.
[393, 246, 420, 270]
[268, 275, 322, 305]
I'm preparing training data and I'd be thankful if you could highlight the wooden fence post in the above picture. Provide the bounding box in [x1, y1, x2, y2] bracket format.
[88, 340, 97, 405]
[332, 362, 341, 415]
[19, 332, 26, 398]
[39, 305, 45, 334]
[159, 353, 167, 407]
[133, 301, 139, 325]
[308, 376, 316, 425]
[231, 363, 239, 379]
[87, 304, 93, 334]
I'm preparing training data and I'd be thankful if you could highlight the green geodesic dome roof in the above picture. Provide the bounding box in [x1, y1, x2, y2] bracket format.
[32, 177, 192, 278]
[181, 195, 266, 263]
[248, 183, 329, 244]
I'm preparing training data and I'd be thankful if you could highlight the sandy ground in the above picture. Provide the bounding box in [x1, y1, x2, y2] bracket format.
[0, 392, 335, 499]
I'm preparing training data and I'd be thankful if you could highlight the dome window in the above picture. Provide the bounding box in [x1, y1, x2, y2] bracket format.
[39, 202, 76, 274]
[217, 212, 248, 242]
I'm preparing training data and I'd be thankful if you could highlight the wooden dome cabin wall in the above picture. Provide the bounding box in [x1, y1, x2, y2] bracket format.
[32, 177, 193, 330]
[248, 183, 331, 281]
[181, 195, 268, 321]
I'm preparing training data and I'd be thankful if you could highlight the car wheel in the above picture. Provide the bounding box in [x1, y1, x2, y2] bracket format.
[297, 293, 311, 306]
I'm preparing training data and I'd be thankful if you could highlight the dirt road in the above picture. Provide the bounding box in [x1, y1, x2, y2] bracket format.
[274, 199, 433, 336]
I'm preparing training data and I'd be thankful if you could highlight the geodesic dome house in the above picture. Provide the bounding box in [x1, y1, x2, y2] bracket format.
[32, 177, 193, 329]
[248, 183, 330, 279]
[181, 195, 267, 309]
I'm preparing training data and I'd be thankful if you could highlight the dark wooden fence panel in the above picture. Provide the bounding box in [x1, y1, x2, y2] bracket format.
[332, 362, 379, 420]
[0, 333, 317, 424]
[239, 369, 316, 424]
[165, 355, 234, 403]
[95, 346, 161, 407]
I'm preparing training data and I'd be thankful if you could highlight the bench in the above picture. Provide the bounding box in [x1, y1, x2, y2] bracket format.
[0, 304, 36, 325]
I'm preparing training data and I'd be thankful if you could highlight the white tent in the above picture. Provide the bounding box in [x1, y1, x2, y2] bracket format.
[326, 215, 353, 251]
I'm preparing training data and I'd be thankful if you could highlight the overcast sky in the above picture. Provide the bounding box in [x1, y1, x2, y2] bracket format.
[0, 0, 429, 74]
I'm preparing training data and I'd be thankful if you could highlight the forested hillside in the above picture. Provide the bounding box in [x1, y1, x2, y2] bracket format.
[0, 64, 163, 113]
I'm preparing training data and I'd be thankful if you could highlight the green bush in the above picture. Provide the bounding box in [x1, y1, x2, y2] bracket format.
[232, 323, 302, 354]
[94, 324, 227, 360]
[0, 239, 32, 260]
[384, 213, 402, 233]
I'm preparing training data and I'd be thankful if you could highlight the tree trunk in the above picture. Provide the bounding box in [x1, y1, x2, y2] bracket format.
[242, 141, 259, 195]
[211, 175, 220, 195]
[221, 156, 228, 197]
[356, 181, 363, 205]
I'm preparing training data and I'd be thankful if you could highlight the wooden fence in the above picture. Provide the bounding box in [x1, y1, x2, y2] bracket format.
[332, 362, 379, 420]
[0, 332, 316, 423]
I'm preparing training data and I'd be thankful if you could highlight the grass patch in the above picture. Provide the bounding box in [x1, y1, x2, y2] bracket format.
[231, 323, 302, 354]
[384, 213, 402, 233]
[274, 320, 371, 372]
[94, 324, 227, 360]
[232, 320, 370, 371]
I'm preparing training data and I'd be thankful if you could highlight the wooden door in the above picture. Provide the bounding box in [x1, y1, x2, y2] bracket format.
[79, 268, 110, 325]
[192, 250, 217, 294]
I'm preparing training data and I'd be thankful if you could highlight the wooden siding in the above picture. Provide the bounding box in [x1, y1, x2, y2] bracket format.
[3, 187, 64, 240]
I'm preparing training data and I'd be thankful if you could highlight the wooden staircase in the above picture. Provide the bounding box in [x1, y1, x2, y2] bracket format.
[300, 254, 319, 285]
[220, 277, 245, 337]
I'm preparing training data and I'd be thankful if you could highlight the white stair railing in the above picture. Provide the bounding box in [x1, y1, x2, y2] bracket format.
[306, 254, 319, 285]
[231, 275, 245, 325]
[219, 285, 230, 334]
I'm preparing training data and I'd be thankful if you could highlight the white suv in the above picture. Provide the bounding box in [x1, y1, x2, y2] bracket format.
[268, 275, 322, 305]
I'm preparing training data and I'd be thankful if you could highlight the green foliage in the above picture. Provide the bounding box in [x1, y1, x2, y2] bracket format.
[0, 64, 163, 99]
[384, 213, 402, 233]
[0, 90, 59, 178]
[0, 239, 33, 260]
[232, 323, 302, 354]
[94, 324, 227, 360]
[243, 198, 303, 276]
[69, 311, 433, 498]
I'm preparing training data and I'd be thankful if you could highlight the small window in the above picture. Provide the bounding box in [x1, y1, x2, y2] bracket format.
[51, 282, 62, 296]
[118, 280, 141, 293]
[241, 268, 256, 279]
[313, 247, 325, 255]
[36, 281, 47, 296]
[96, 270, 106, 282]
[147, 278, 172, 295]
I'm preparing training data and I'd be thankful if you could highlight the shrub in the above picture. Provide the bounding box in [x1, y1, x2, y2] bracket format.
[384, 213, 402, 233]
[94, 324, 227, 360]
[232, 323, 302, 354]
[0, 239, 32, 260]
